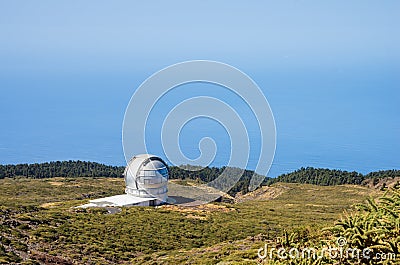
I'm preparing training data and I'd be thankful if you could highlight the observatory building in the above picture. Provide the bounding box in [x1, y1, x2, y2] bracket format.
[78, 154, 169, 208]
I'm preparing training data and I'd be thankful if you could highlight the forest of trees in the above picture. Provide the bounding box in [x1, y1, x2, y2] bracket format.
[263, 167, 400, 186]
[169, 165, 265, 195]
[0, 162, 262, 196]
[0, 161, 124, 179]
[0, 162, 399, 195]
[364, 169, 400, 179]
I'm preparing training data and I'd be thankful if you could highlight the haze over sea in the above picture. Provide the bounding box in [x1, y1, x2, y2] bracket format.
[0, 2, 399, 177]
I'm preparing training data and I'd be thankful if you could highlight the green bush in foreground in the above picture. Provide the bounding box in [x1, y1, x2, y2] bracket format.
[260, 187, 400, 265]
[331, 187, 400, 264]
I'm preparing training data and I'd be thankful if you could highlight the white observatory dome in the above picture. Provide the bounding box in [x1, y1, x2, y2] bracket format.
[124, 154, 169, 202]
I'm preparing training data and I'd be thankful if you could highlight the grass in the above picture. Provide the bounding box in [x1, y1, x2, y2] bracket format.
[0, 177, 380, 264]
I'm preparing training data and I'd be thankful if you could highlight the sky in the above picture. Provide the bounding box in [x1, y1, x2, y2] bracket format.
[0, 1, 399, 177]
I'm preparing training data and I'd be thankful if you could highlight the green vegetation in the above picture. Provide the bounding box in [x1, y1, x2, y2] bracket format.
[1, 162, 399, 263]
[0, 161, 123, 179]
[331, 188, 400, 264]
[1, 161, 399, 196]
[0, 162, 261, 196]
[170, 165, 266, 195]
[255, 186, 400, 264]
[365, 170, 400, 179]
[264, 167, 400, 186]
[0, 177, 381, 264]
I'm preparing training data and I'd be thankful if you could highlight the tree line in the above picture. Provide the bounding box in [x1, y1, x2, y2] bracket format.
[169, 165, 264, 196]
[263, 167, 400, 186]
[0, 161, 124, 179]
[0, 161, 399, 194]
[0, 161, 261, 196]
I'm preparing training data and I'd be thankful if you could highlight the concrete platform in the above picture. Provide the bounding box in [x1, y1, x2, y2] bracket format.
[77, 194, 156, 208]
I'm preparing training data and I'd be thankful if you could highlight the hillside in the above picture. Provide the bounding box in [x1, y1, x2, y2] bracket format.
[1, 161, 400, 196]
[0, 162, 262, 196]
[0, 177, 383, 264]
[264, 167, 400, 187]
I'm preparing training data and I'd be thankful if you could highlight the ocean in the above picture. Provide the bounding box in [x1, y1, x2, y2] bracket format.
[0, 63, 399, 177]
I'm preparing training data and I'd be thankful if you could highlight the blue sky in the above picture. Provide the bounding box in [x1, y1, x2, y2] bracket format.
[0, 1, 399, 176]
[1, 1, 398, 71]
